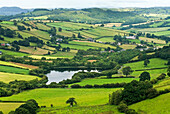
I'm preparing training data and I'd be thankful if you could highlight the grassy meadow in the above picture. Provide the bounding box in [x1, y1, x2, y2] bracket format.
[70, 78, 138, 86]
[129, 93, 170, 114]
[0, 88, 120, 108]
[0, 65, 29, 75]
[0, 72, 40, 83]
[39, 105, 120, 114]
[124, 58, 168, 70]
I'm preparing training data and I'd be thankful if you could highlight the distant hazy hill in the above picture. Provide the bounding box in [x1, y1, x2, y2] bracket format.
[0, 7, 32, 16]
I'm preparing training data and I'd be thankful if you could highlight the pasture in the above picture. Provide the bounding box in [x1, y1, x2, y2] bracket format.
[0, 72, 40, 83]
[0, 49, 29, 57]
[120, 44, 136, 49]
[69, 40, 116, 49]
[39, 105, 120, 114]
[0, 65, 29, 75]
[0, 88, 120, 108]
[70, 78, 138, 86]
[97, 37, 115, 42]
[129, 93, 170, 114]
[124, 58, 168, 70]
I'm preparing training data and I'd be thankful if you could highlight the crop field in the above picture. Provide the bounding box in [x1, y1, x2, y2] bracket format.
[97, 37, 115, 42]
[35, 23, 51, 30]
[0, 72, 40, 83]
[0, 60, 27, 69]
[10, 62, 39, 69]
[0, 88, 120, 108]
[29, 55, 71, 59]
[120, 44, 136, 49]
[154, 78, 170, 89]
[154, 31, 170, 37]
[20, 46, 53, 55]
[0, 103, 23, 114]
[69, 40, 116, 49]
[124, 58, 168, 71]
[129, 93, 170, 114]
[47, 50, 77, 58]
[70, 78, 138, 86]
[0, 65, 29, 75]
[0, 49, 29, 57]
[61, 43, 97, 50]
[39, 105, 120, 114]
[139, 37, 166, 44]
[47, 22, 92, 31]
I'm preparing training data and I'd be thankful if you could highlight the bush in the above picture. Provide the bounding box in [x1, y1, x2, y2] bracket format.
[156, 73, 166, 80]
[125, 109, 138, 114]
[71, 84, 81, 88]
[15, 108, 30, 114]
[83, 84, 93, 88]
[150, 79, 158, 84]
[117, 102, 128, 113]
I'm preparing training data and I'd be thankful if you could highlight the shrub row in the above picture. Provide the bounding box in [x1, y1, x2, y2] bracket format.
[71, 82, 126, 88]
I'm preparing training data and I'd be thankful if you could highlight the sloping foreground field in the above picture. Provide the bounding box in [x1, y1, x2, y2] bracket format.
[39, 105, 120, 114]
[0, 88, 120, 108]
[0, 72, 41, 83]
[129, 93, 170, 114]
[0, 103, 23, 114]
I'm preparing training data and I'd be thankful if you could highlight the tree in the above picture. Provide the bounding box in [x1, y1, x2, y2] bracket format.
[144, 59, 150, 67]
[13, 20, 17, 26]
[78, 33, 82, 38]
[122, 66, 133, 77]
[66, 98, 77, 107]
[58, 27, 62, 32]
[48, 51, 51, 55]
[15, 108, 30, 114]
[139, 72, 150, 81]
[167, 66, 170, 77]
[15, 45, 20, 52]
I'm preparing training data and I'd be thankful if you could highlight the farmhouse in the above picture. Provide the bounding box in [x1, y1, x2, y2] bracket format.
[126, 36, 136, 39]
[56, 38, 63, 42]
[0, 51, 2, 54]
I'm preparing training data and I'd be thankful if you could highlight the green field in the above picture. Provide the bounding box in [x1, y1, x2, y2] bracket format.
[97, 37, 115, 42]
[0, 72, 40, 83]
[69, 41, 116, 49]
[47, 50, 77, 58]
[39, 105, 120, 114]
[131, 68, 167, 79]
[124, 58, 168, 70]
[129, 93, 170, 114]
[0, 49, 29, 57]
[0, 65, 29, 75]
[61, 43, 97, 50]
[0, 103, 23, 114]
[70, 78, 138, 86]
[0, 88, 120, 108]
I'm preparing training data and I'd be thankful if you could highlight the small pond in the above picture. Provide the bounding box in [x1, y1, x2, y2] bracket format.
[46, 70, 98, 84]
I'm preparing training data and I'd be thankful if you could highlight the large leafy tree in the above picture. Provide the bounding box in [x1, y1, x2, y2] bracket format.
[122, 66, 133, 77]
[139, 71, 151, 81]
[144, 59, 150, 67]
[167, 66, 170, 77]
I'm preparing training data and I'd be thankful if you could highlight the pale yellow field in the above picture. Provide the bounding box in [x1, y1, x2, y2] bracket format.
[139, 37, 166, 44]
[0, 61, 27, 69]
[0, 103, 23, 114]
[0, 72, 41, 83]
[120, 44, 136, 49]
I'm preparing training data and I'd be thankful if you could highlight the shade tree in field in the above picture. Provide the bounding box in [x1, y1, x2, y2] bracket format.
[66, 97, 77, 107]
[144, 59, 150, 67]
[167, 66, 170, 77]
[139, 71, 151, 81]
[122, 66, 133, 77]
